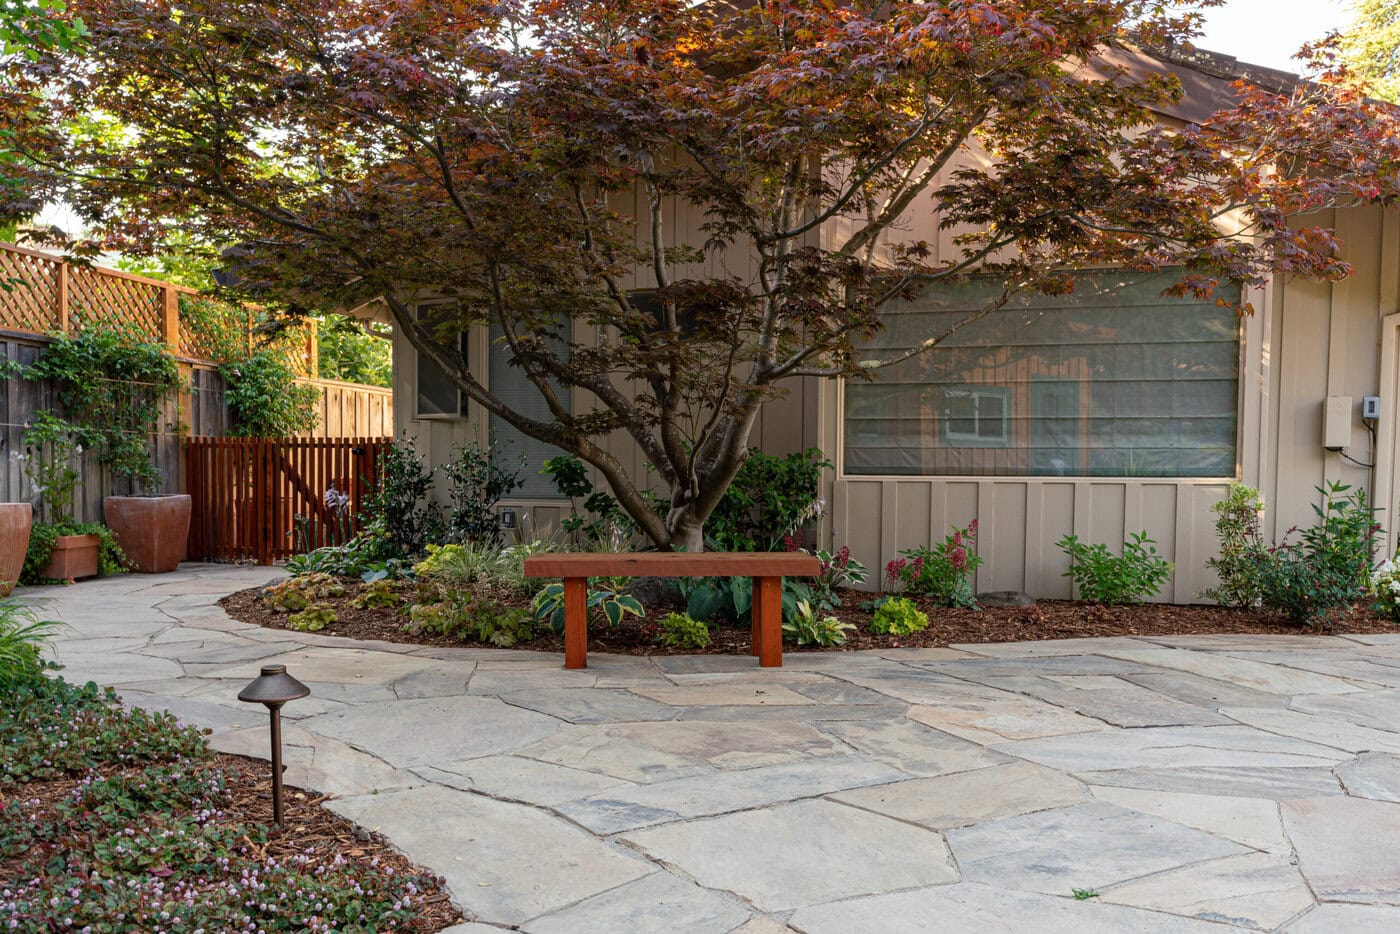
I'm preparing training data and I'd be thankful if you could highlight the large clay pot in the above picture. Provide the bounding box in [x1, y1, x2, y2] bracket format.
[105, 494, 192, 574]
[42, 533, 100, 583]
[0, 503, 33, 595]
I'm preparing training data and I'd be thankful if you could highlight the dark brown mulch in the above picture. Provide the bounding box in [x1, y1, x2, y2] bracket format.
[0, 753, 462, 932]
[220, 582, 1400, 656]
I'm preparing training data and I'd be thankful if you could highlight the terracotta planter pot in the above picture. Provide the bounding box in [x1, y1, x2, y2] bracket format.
[0, 503, 33, 595]
[42, 533, 100, 583]
[105, 494, 192, 574]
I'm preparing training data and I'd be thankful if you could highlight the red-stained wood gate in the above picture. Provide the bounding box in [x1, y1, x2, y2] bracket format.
[186, 437, 390, 565]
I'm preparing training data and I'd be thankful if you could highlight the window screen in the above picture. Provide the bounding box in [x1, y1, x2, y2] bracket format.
[843, 271, 1240, 478]
[415, 303, 467, 418]
[488, 325, 571, 498]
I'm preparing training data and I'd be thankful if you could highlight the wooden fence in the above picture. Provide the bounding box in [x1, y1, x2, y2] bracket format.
[186, 436, 390, 564]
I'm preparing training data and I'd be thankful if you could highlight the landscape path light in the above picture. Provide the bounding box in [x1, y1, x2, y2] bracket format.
[237, 664, 310, 826]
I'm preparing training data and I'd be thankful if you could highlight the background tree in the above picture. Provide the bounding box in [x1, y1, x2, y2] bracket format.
[7, 0, 1400, 550]
[1342, 0, 1400, 100]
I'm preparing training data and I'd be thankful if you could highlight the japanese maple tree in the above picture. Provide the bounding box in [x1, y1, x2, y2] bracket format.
[6, 0, 1400, 549]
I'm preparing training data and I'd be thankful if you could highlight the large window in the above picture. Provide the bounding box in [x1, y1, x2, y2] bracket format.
[488, 325, 571, 498]
[415, 302, 468, 418]
[843, 271, 1241, 478]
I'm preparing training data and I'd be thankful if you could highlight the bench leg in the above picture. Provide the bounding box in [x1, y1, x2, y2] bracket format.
[563, 577, 588, 669]
[753, 575, 783, 668]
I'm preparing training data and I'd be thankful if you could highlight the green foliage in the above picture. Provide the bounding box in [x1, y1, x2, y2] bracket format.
[655, 611, 711, 649]
[0, 0, 86, 60]
[544, 454, 641, 542]
[178, 293, 253, 364]
[1, 678, 208, 785]
[886, 522, 982, 609]
[1256, 483, 1379, 626]
[1057, 531, 1174, 605]
[353, 579, 401, 609]
[442, 439, 523, 546]
[869, 596, 929, 635]
[24, 329, 183, 493]
[261, 573, 344, 612]
[362, 438, 444, 560]
[0, 600, 60, 691]
[288, 601, 337, 631]
[782, 599, 855, 647]
[1202, 483, 1269, 608]
[21, 521, 127, 584]
[706, 448, 830, 551]
[680, 574, 816, 626]
[1342, 0, 1400, 102]
[15, 411, 86, 523]
[1072, 888, 1101, 901]
[220, 350, 321, 437]
[808, 545, 866, 610]
[318, 316, 392, 387]
[404, 595, 534, 646]
[0, 675, 431, 930]
[532, 582, 643, 633]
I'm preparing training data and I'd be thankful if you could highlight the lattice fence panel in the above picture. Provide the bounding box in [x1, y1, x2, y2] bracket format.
[0, 248, 62, 332]
[67, 266, 161, 340]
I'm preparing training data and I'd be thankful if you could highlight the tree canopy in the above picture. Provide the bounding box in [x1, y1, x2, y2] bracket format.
[6, 0, 1400, 549]
[1342, 0, 1400, 101]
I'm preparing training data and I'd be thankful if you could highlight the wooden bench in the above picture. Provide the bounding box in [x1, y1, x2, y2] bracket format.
[523, 552, 821, 669]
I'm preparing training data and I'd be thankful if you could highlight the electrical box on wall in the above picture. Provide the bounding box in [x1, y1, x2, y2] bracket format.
[1324, 395, 1353, 451]
[1364, 396, 1382, 421]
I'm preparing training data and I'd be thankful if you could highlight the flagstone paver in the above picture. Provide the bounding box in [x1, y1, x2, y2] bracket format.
[28, 564, 1400, 931]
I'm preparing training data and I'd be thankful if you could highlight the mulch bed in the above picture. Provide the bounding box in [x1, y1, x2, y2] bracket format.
[220, 582, 1400, 656]
[0, 752, 462, 932]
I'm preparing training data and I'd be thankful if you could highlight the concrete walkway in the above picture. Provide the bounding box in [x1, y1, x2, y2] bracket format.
[25, 565, 1400, 932]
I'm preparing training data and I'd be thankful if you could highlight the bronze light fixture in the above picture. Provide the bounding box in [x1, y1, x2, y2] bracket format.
[237, 664, 310, 826]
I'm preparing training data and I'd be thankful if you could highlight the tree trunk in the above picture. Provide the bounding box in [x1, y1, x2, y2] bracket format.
[666, 505, 707, 553]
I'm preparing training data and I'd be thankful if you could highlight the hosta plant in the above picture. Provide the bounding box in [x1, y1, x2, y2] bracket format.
[532, 583, 643, 633]
[782, 600, 856, 647]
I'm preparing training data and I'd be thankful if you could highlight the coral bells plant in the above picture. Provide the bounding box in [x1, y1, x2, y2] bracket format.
[886, 521, 982, 609]
[806, 545, 867, 610]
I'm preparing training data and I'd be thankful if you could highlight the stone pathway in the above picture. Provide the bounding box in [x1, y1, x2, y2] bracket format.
[26, 565, 1400, 932]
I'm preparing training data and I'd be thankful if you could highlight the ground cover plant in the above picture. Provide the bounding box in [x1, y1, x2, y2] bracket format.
[0, 617, 459, 932]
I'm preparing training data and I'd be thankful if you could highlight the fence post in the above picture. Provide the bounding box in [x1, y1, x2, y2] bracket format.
[160, 286, 180, 352]
[54, 261, 69, 333]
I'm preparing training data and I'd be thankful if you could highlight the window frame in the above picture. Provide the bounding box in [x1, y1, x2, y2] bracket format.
[940, 385, 1011, 448]
[412, 300, 469, 420]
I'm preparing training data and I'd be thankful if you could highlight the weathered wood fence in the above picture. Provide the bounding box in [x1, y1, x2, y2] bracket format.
[186, 436, 390, 564]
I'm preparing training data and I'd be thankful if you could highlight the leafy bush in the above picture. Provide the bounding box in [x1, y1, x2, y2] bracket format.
[886, 522, 981, 608]
[1372, 559, 1400, 621]
[25, 328, 183, 493]
[288, 602, 337, 631]
[532, 582, 643, 632]
[1254, 483, 1378, 626]
[544, 454, 640, 542]
[14, 411, 86, 524]
[363, 438, 444, 560]
[870, 596, 929, 635]
[261, 573, 344, 612]
[443, 439, 523, 546]
[219, 350, 321, 437]
[404, 595, 534, 646]
[782, 599, 855, 646]
[807, 545, 867, 610]
[0, 601, 60, 691]
[680, 575, 816, 626]
[1057, 531, 1173, 605]
[1202, 483, 1269, 607]
[655, 612, 711, 649]
[707, 448, 830, 551]
[353, 579, 401, 609]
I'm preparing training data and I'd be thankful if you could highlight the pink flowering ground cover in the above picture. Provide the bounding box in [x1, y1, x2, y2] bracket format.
[0, 677, 460, 933]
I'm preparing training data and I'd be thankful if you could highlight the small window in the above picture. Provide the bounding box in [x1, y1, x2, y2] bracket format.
[942, 387, 1010, 446]
[415, 303, 468, 418]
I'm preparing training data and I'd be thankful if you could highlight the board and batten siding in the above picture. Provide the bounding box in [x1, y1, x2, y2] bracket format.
[832, 204, 1400, 601]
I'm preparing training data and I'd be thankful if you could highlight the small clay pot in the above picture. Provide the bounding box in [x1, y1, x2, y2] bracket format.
[104, 494, 192, 574]
[0, 503, 33, 595]
[42, 533, 100, 583]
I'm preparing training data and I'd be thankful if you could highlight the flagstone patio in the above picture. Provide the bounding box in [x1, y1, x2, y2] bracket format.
[26, 564, 1400, 932]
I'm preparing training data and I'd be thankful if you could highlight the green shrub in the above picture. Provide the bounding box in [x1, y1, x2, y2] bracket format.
[782, 599, 856, 646]
[21, 521, 128, 584]
[532, 582, 643, 632]
[706, 448, 831, 551]
[1256, 483, 1378, 626]
[886, 522, 981, 608]
[261, 573, 344, 612]
[870, 596, 929, 635]
[1057, 531, 1173, 605]
[362, 439, 444, 559]
[680, 575, 817, 626]
[1372, 558, 1400, 621]
[1202, 483, 1269, 607]
[288, 602, 337, 631]
[404, 595, 534, 646]
[0, 601, 61, 691]
[219, 350, 321, 437]
[353, 579, 401, 609]
[655, 612, 711, 649]
[442, 439, 524, 546]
